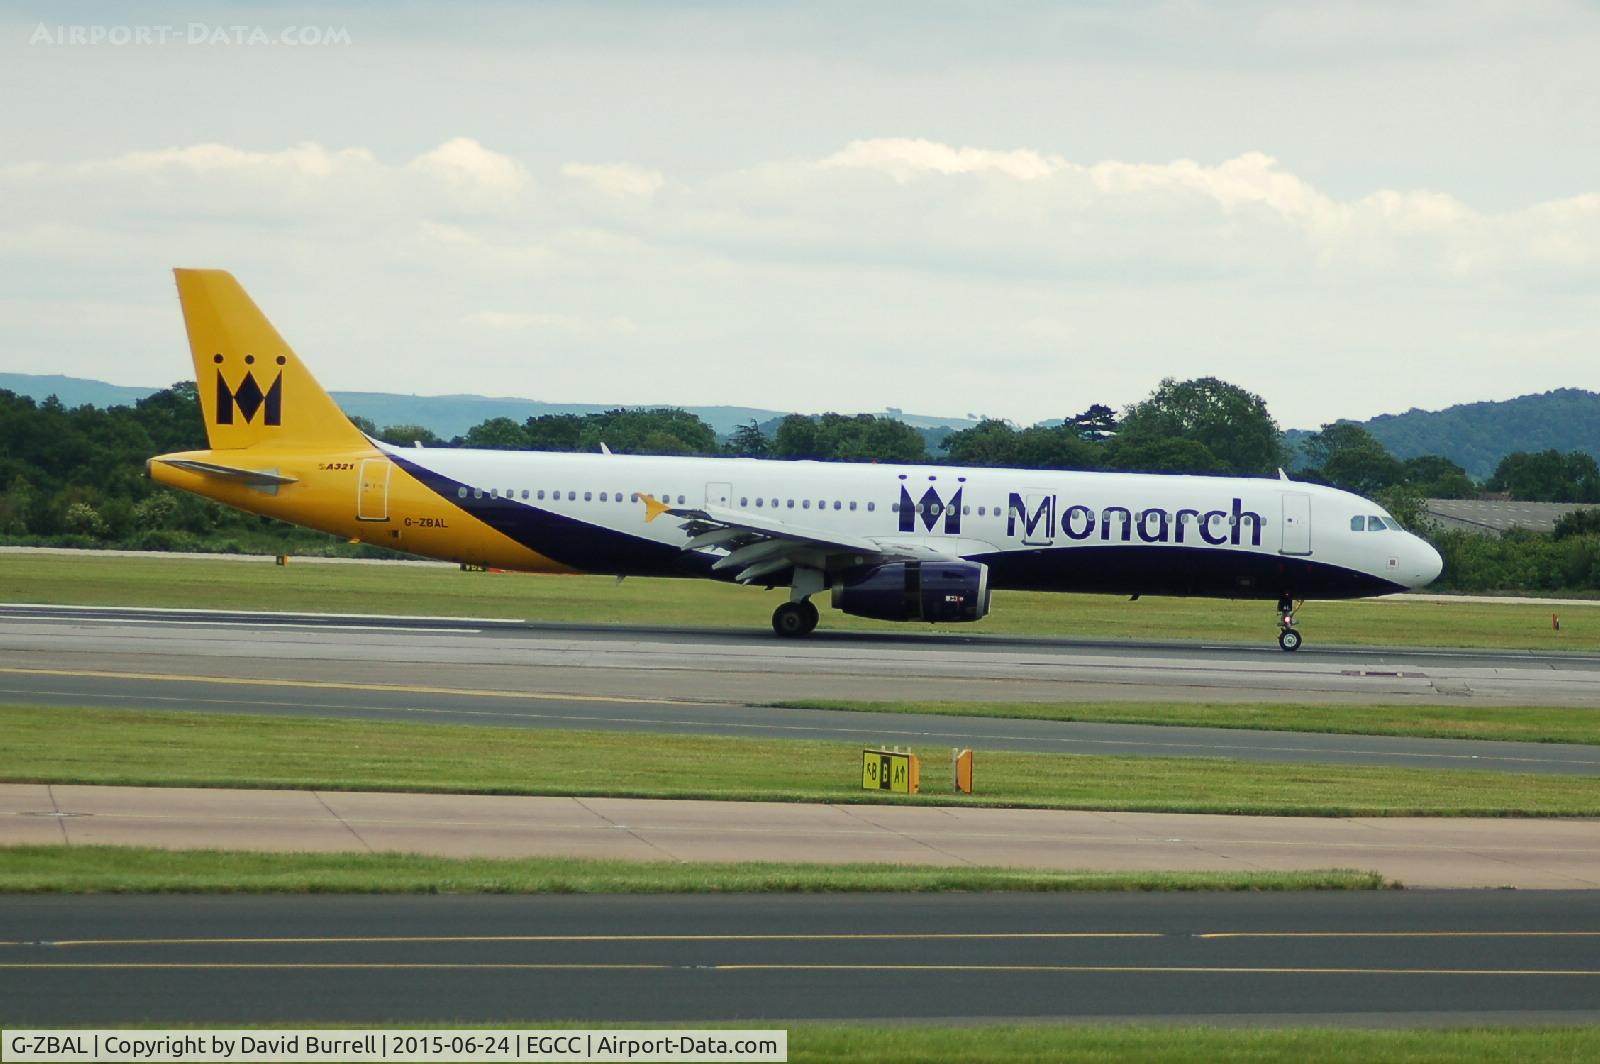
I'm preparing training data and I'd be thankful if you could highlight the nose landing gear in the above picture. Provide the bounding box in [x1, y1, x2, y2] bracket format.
[1276, 596, 1303, 651]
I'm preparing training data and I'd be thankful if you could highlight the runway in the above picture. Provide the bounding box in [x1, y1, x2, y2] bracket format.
[4, 605, 1600, 775]
[8, 604, 1600, 706]
[5, 892, 1600, 1026]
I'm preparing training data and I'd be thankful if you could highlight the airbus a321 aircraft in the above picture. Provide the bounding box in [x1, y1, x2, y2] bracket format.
[149, 270, 1443, 650]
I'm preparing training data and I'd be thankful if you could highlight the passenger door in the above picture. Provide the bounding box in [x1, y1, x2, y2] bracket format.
[1280, 493, 1311, 556]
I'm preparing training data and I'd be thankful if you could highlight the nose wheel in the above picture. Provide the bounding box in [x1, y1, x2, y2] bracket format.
[1276, 597, 1303, 652]
[772, 600, 819, 637]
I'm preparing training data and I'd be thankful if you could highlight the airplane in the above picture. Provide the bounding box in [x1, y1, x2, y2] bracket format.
[148, 269, 1443, 650]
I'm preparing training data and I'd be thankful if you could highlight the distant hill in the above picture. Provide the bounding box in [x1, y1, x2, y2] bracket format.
[0, 373, 160, 410]
[0, 372, 978, 442]
[1285, 389, 1600, 480]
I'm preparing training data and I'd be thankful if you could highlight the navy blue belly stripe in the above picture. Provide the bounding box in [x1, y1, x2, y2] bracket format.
[386, 450, 713, 577]
[971, 544, 1406, 600]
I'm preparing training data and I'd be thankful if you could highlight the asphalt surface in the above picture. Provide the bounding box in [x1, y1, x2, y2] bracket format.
[10, 784, 1599, 888]
[4, 892, 1600, 1026]
[3, 605, 1599, 775]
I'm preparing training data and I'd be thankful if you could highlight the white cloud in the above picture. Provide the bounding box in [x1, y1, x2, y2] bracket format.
[409, 137, 528, 193]
[72, 141, 380, 180]
[0, 133, 1596, 425]
[560, 162, 664, 199]
[818, 138, 1058, 182]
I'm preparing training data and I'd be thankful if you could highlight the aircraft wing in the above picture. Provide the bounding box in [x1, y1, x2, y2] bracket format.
[644, 496, 953, 584]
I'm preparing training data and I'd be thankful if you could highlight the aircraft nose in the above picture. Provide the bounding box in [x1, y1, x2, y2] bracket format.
[1412, 538, 1443, 588]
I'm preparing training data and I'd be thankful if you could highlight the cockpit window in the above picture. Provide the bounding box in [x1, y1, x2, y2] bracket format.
[1350, 516, 1364, 532]
[1367, 516, 1388, 531]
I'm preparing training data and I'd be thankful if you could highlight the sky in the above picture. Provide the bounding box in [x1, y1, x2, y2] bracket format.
[1, 1, 1597, 431]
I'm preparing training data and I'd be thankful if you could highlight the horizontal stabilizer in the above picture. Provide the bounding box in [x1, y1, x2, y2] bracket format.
[152, 458, 298, 486]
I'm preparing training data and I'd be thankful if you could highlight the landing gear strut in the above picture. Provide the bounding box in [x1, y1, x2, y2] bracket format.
[772, 599, 819, 637]
[1276, 596, 1303, 652]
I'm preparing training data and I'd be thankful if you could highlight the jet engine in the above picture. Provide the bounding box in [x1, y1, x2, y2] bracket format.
[831, 560, 991, 623]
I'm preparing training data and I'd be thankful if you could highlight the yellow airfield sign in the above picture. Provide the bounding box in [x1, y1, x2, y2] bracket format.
[862, 748, 920, 794]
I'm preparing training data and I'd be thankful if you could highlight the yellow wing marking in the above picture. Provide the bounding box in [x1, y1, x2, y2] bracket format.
[640, 494, 673, 523]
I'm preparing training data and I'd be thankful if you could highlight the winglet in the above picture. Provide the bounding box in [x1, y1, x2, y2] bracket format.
[641, 493, 673, 523]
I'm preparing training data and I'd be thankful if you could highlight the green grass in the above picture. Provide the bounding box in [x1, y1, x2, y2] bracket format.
[0, 845, 1382, 894]
[0, 1020, 1585, 1060]
[2, 551, 1596, 650]
[782, 1025, 1600, 1063]
[4, 704, 1598, 817]
[775, 698, 1600, 745]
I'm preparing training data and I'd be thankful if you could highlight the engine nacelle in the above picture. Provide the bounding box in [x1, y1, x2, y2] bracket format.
[831, 561, 991, 623]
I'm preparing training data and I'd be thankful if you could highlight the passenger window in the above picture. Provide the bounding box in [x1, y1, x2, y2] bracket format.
[755, 498, 764, 507]
[599, 492, 607, 502]
[740, 497, 748, 507]
[567, 491, 576, 501]
[786, 499, 795, 508]
[584, 491, 592, 501]
[977, 506, 985, 516]
[849, 501, 857, 511]
[457, 487, 467, 499]
[802, 500, 811, 509]
[834, 500, 842, 510]
[677, 495, 685, 505]
[891, 502, 900, 512]
[867, 502, 875, 512]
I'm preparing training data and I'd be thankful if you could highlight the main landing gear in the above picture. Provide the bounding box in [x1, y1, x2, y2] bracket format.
[772, 567, 825, 638]
[772, 600, 819, 637]
[1276, 596, 1303, 652]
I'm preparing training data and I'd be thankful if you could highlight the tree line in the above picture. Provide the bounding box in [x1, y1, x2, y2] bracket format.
[1, 376, 1595, 591]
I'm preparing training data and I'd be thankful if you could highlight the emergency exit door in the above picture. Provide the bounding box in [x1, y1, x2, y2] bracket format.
[357, 459, 391, 521]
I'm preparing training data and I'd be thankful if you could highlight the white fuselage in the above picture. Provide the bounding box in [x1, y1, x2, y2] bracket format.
[376, 444, 1443, 599]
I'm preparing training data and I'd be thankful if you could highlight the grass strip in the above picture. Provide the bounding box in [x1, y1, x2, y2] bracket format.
[0, 845, 1384, 895]
[774, 698, 1600, 746]
[2, 552, 1595, 651]
[10, 1021, 1587, 1060]
[783, 1024, 1600, 1063]
[3, 704, 1598, 817]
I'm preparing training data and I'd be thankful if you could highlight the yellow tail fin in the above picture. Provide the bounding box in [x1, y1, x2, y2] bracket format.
[174, 269, 368, 451]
